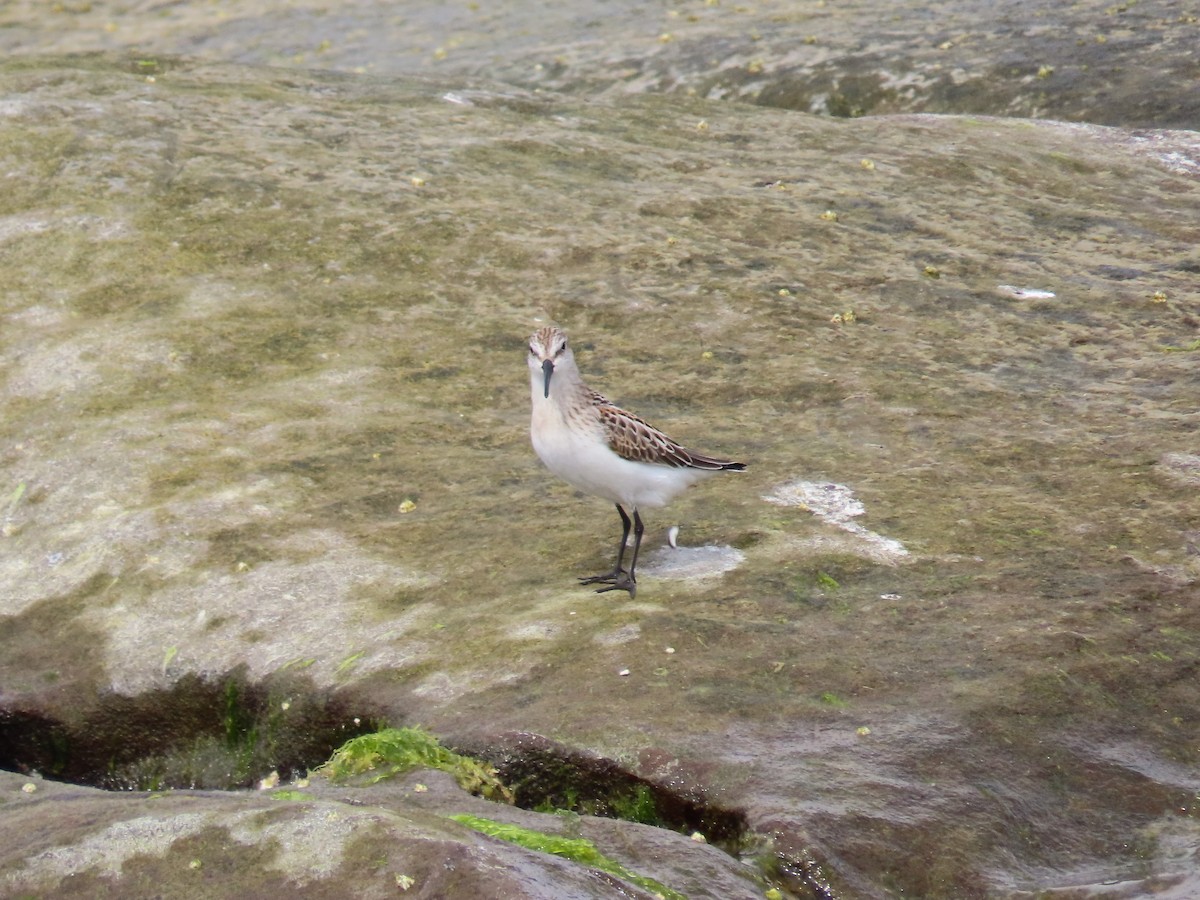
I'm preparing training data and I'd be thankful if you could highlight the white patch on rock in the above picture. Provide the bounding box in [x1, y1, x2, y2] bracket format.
[226, 806, 367, 884]
[763, 480, 909, 563]
[997, 285, 1056, 299]
[15, 813, 211, 882]
[87, 528, 438, 695]
[410, 667, 527, 703]
[592, 623, 642, 646]
[507, 622, 562, 641]
[9, 804, 405, 891]
[640, 543, 745, 580]
[1159, 452, 1200, 487]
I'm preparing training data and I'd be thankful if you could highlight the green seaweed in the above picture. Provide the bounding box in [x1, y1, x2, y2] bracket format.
[1162, 339, 1200, 352]
[531, 783, 664, 828]
[317, 726, 514, 803]
[270, 789, 316, 801]
[608, 784, 662, 827]
[815, 571, 840, 591]
[449, 813, 687, 900]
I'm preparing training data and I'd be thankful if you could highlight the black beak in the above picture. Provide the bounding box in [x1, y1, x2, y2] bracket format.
[542, 359, 554, 398]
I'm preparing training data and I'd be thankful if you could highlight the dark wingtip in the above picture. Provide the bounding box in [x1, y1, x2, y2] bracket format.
[724, 462, 748, 471]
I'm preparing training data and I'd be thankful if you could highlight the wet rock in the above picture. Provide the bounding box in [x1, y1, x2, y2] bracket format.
[0, 1, 1196, 128]
[0, 768, 766, 899]
[0, 3, 1197, 896]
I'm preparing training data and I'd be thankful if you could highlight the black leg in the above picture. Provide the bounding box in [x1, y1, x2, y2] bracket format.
[627, 509, 645, 583]
[612, 504, 632, 574]
[579, 504, 639, 597]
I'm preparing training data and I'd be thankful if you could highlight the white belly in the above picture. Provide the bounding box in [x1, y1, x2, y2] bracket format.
[531, 403, 711, 510]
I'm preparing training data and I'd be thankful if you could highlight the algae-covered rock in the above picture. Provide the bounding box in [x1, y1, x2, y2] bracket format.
[0, 1, 1198, 896]
[0, 768, 766, 899]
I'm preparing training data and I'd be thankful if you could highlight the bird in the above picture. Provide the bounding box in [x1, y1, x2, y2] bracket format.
[526, 325, 745, 598]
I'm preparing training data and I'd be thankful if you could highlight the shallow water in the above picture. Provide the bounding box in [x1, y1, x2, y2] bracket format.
[1, 0, 1195, 128]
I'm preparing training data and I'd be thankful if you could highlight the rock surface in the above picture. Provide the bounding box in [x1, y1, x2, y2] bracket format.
[0, 2, 1198, 898]
[1, 768, 767, 899]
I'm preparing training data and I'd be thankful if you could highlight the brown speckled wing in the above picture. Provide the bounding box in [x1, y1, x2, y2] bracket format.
[596, 400, 742, 470]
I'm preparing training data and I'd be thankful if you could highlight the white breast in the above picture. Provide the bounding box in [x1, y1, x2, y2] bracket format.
[530, 392, 713, 510]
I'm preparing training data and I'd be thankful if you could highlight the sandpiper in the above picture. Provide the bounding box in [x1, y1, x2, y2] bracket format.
[527, 325, 745, 598]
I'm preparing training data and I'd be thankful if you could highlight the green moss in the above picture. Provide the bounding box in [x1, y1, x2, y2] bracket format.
[449, 814, 687, 900]
[270, 789, 316, 801]
[607, 784, 662, 827]
[530, 783, 664, 828]
[1163, 339, 1200, 352]
[317, 726, 514, 803]
[815, 571, 840, 591]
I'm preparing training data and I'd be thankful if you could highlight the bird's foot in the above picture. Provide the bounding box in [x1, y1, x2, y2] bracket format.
[578, 567, 625, 586]
[579, 569, 637, 598]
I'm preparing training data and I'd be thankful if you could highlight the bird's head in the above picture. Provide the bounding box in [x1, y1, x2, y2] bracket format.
[527, 325, 572, 399]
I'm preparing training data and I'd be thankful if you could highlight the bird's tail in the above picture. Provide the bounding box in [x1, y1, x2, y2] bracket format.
[684, 453, 746, 471]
